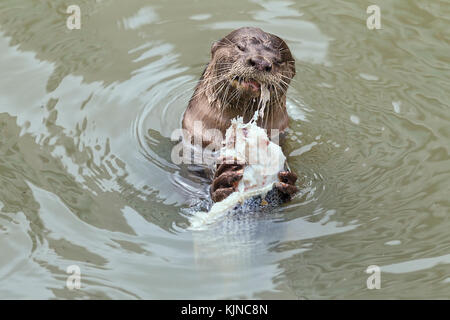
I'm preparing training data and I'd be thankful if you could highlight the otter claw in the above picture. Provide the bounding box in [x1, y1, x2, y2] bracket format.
[278, 171, 298, 185]
[212, 170, 243, 191]
[211, 187, 235, 203]
[211, 164, 244, 202]
[214, 162, 244, 179]
[275, 181, 298, 200]
[275, 171, 298, 200]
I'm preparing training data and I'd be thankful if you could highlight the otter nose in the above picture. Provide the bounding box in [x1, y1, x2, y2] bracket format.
[247, 57, 272, 72]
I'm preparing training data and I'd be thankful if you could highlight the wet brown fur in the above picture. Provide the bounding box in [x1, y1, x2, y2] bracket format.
[182, 27, 296, 148]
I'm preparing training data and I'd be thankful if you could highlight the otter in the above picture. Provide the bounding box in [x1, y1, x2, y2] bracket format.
[182, 27, 298, 203]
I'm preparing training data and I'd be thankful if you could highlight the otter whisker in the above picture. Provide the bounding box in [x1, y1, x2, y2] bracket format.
[189, 78, 227, 102]
[183, 27, 296, 151]
[279, 74, 298, 85]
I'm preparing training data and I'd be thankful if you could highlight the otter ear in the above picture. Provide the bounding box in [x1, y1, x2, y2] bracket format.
[211, 41, 220, 56]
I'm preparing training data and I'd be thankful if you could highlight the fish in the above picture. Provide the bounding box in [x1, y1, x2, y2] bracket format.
[189, 107, 290, 230]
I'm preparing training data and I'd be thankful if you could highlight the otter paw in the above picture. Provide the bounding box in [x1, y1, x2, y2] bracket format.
[275, 171, 298, 200]
[210, 163, 244, 202]
[211, 187, 235, 203]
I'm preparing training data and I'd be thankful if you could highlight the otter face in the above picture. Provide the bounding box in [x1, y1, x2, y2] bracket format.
[210, 27, 296, 102]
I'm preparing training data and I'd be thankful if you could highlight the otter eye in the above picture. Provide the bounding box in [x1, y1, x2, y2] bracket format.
[236, 44, 246, 52]
[274, 58, 283, 65]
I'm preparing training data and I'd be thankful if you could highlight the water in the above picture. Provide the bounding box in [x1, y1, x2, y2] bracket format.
[0, 0, 449, 299]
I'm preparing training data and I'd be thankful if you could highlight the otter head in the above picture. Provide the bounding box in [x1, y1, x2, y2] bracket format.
[205, 27, 296, 109]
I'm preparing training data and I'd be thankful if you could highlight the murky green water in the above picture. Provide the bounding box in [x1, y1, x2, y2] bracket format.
[0, 0, 449, 299]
